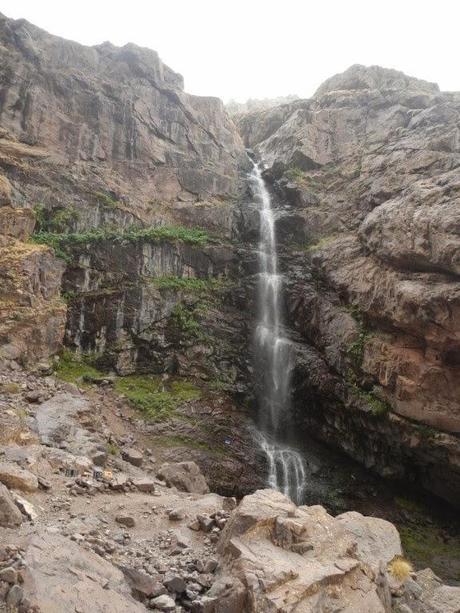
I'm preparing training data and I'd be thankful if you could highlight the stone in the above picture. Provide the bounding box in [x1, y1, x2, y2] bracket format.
[121, 448, 143, 467]
[110, 473, 129, 490]
[132, 478, 155, 492]
[120, 567, 166, 599]
[6, 584, 23, 608]
[19, 532, 145, 611]
[197, 514, 214, 533]
[116, 515, 135, 528]
[14, 494, 38, 521]
[0, 567, 17, 584]
[167, 508, 185, 521]
[157, 462, 209, 495]
[217, 489, 402, 611]
[149, 594, 176, 611]
[0, 483, 23, 527]
[0, 462, 39, 492]
[163, 572, 186, 593]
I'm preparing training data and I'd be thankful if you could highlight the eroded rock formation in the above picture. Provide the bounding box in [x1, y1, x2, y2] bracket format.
[236, 64, 460, 506]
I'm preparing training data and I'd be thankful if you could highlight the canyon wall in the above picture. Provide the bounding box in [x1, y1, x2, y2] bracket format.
[1, 10, 459, 509]
[236, 65, 460, 506]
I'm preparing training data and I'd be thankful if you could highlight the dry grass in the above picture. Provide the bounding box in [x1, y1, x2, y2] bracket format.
[387, 555, 413, 581]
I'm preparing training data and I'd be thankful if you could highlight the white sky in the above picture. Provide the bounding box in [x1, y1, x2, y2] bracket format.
[1, 0, 458, 101]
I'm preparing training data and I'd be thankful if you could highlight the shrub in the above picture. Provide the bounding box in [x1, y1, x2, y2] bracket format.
[387, 556, 413, 581]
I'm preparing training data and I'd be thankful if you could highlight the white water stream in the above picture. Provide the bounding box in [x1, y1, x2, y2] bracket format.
[250, 161, 306, 504]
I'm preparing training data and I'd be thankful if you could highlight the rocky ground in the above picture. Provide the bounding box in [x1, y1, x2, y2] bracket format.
[1, 361, 459, 612]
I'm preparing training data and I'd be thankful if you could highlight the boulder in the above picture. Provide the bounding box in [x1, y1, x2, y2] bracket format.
[157, 461, 209, 495]
[0, 483, 22, 527]
[120, 566, 166, 599]
[0, 462, 39, 492]
[218, 489, 402, 612]
[132, 477, 155, 492]
[121, 447, 143, 467]
[20, 532, 145, 612]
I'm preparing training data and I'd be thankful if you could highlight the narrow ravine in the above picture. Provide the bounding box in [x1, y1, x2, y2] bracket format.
[249, 160, 306, 503]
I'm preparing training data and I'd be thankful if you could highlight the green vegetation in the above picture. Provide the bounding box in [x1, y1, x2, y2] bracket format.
[0, 382, 21, 394]
[114, 374, 201, 421]
[54, 350, 104, 386]
[305, 235, 338, 253]
[107, 442, 120, 456]
[94, 191, 120, 208]
[153, 434, 225, 456]
[345, 305, 369, 370]
[170, 303, 202, 339]
[357, 388, 392, 416]
[31, 225, 210, 261]
[33, 204, 80, 233]
[285, 167, 305, 182]
[400, 525, 460, 581]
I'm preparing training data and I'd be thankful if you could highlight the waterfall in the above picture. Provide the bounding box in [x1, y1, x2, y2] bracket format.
[250, 160, 306, 504]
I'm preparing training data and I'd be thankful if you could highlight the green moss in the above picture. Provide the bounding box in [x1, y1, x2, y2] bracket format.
[395, 496, 425, 514]
[170, 303, 202, 339]
[94, 191, 120, 208]
[33, 204, 79, 233]
[31, 225, 210, 261]
[400, 526, 460, 581]
[285, 167, 305, 182]
[54, 350, 104, 386]
[114, 375, 201, 421]
[154, 434, 225, 456]
[359, 389, 392, 416]
[305, 235, 338, 253]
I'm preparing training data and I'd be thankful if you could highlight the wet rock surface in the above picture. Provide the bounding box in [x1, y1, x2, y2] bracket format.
[236, 64, 460, 507]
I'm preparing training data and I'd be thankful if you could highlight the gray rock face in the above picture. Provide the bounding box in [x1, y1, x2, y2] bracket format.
[237, 64, 460, 506]
[0, 12, 246, 231]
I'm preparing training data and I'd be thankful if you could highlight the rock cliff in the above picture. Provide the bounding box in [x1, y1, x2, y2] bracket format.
[236, 64, 460, 506]
[0, 12, 460, 611]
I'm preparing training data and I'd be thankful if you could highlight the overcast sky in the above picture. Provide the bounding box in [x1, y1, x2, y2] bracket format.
[1, 0, 458, 101]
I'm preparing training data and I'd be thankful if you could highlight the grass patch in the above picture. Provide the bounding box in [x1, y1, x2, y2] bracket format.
[94, 191, 120, 208]
[54, 350, 104, 386]
[154, 434, 226, 456]
[400, 525, 460, 580]
[0, 382, 21, 394]
[285, 167, 305, 182]
[114, 375, 201, 422]
[305, 235, 338, 253]
[31, 225, 210, 261]
[107, 442, 119, 456]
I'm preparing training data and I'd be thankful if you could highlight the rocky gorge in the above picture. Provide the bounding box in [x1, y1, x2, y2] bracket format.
[0, 11, 459, 613]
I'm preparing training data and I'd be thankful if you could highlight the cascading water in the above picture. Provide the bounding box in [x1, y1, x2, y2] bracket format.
[250, 160, 306, 504]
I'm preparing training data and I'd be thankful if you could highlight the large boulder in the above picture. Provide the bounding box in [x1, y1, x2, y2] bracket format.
[0, 462, 38, 492]
[218, 489, 402, 612]
[157, 461, 209, 494]
[20, 532, 145, 612]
